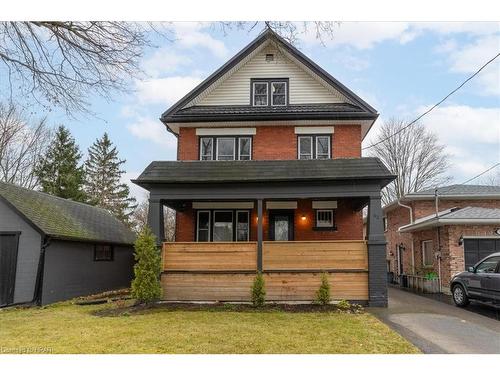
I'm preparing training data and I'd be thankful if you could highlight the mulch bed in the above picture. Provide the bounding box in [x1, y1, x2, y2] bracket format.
[93, 301, 364, 317]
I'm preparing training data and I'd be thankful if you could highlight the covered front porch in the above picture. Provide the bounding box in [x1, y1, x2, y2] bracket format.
[133, 158, 395, 306]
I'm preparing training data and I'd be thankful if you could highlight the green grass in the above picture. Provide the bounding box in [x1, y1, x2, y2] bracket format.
[0, 301, 419, 354]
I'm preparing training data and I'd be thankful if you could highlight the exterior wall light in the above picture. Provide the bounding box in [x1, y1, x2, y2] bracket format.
[301, 214, 306, 221]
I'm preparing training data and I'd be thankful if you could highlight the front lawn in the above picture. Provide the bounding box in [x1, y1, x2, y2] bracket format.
[0, 301, 419, 354]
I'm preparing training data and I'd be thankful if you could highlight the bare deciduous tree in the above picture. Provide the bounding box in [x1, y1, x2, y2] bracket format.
[0, 22, 338, 115]
[130, 196, 176, 241]
[0, 22, 156, 115]
[480, 169, 500, 186]
[368, 118, 452, 205]
[0, 102, 52, 189]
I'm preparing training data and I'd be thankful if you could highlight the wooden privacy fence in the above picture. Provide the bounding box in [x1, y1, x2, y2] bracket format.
[161, 240, 369, 302]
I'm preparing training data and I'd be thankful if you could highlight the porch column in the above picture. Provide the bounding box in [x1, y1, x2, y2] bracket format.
[147, 198, 165, 247]
[257, 199, 263, 272]
[367, 195, 388, 307]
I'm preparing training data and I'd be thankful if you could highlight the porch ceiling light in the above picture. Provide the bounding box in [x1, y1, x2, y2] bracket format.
[301, 214, 306, 221]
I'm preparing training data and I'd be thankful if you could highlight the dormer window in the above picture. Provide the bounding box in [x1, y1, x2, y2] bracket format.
[251, 79, 288, 107]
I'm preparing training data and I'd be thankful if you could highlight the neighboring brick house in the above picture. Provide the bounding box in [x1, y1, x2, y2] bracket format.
[383, 185, 500, 291]
[133, 29, 395, 306]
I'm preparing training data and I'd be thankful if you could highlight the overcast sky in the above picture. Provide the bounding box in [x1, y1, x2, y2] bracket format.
[22, 22, 500, 201]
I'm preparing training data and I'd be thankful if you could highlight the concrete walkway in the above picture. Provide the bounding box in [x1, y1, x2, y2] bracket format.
[369, 287, 500, 354]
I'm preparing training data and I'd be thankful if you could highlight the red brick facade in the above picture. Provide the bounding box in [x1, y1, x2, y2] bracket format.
[176, 198, 363, 242]
[176, 125, 361, 161]
[173, 124, 364, 243]
[384, 198, 500, 288]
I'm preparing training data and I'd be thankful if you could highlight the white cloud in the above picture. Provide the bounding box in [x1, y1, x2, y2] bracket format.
[172, 22, 229, 58]
[135, 76, 202, 106]
[299, 22, 413, 49]
[299, 22, 499, 50]
[418, 104, 500, 145]
[419, 104, 500, 182]
[444, 35, 500, 96]
[141, 48, 192, 78]
[127, 117, 177, 148]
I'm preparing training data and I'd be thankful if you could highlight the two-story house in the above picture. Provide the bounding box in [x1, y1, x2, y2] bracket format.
[133, 29, 395, 306]
[384, 184, 500, 292]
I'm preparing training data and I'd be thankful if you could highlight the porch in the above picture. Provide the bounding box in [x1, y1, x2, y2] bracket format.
[133, 158, 395, 306]
[161, 240, 369, 302]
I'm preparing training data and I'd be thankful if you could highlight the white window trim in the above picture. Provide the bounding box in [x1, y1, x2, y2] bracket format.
[199, 137, 213, 161]
[236, 210, 250, 242]
[196, 128, 256, 136]
[422, 240, 433, 267]
[216, 138, 236, 161]
[316, 209, 334, 228]
[312, 201, 337, 209]
[298, 136, 313, 160]
[238, 137, 252, 160]
[316, 135, 331, 159]
[271, 81, 287, 106]
[213, 210, 234, 242]
[252, 82, 268, 107]
[196, 210, 211, 242]
[294, 126, 335, 134]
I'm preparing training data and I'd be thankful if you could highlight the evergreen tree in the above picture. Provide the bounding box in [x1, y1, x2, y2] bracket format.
[84, 133, 136, 224]
[131, 227, 162, 304]
[35, 125, 86, 201]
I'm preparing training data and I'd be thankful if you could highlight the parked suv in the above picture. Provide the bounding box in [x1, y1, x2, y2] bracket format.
[450, 252, 500, 307]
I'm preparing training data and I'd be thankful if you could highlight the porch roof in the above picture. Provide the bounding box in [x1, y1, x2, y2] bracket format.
[133, 158, 395, 187]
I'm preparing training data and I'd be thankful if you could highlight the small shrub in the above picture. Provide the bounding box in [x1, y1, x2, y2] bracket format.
[336, 299, 351, 311]
[251, 273, 266, 307]
[315, 273, 331, 305]
[131, 226, 162, 304]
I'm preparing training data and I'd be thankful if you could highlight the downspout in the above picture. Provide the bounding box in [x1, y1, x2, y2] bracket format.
[435, 189, 442, 293]
[397, 200, 415, 274]
[32, 236, 50, 306]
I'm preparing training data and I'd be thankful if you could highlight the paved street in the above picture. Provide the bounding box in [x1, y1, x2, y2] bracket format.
[369, 287, 500, 354]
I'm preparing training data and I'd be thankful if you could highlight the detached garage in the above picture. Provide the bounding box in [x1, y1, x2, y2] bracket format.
[0, 181, 135, 307]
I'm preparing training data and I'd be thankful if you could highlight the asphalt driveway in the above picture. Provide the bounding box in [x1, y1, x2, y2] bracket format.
[369, 287, 500, 354]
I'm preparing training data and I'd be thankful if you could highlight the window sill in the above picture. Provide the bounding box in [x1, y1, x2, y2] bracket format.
[312, 226, 337, 231]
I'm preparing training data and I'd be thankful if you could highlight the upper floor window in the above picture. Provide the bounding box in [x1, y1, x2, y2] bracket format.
[298, 135, 331, 160]
[200, 136, 252, 161]
[251, 79, 288, 107]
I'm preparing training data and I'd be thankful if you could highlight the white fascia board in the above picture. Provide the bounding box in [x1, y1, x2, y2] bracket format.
[266, 201, 298, 209]
[294, 126, 335, 134]
[196, 128, 256, 136]
[312, 200, 338, 209]
[192, 202, 254, 209]
[399, 218, 500, 233]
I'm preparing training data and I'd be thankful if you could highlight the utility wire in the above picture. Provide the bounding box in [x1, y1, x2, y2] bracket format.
[437, 162, 500, 195]
[363, 52, 500, 151]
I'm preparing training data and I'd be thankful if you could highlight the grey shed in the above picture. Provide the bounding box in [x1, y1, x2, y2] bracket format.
[0, 181, 136, 306]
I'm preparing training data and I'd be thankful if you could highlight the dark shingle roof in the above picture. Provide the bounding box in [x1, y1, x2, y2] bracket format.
[167, 103, 371, 122]
[406, 184, 500, 197]
[161, 29, 377, 125]
[0, 182, 135, 245]
[133, 158, 395, 185]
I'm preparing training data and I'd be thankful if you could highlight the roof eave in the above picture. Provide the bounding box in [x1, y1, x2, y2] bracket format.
[164, 111, 377, 124]
[399, 218, 500, 232]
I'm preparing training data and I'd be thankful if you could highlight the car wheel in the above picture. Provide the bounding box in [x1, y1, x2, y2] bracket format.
[452, 284, 469, 307]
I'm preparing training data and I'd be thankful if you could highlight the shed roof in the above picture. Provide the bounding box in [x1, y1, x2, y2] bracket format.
[0, 181, 136, 245]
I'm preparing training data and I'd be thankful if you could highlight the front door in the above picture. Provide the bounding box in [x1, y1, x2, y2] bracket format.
[269, 210, 294, 241]
[0, 233, 20, 306]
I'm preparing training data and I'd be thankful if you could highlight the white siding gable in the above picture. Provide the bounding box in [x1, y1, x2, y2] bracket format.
[193, 42, 350, 107]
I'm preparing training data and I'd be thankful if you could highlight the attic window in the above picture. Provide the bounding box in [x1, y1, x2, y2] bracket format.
[251, 79, 288, 107]
[265, 53, 274, 62]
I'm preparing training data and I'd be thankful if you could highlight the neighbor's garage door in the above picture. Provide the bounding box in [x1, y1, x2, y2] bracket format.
[463, 238, 500, 269]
